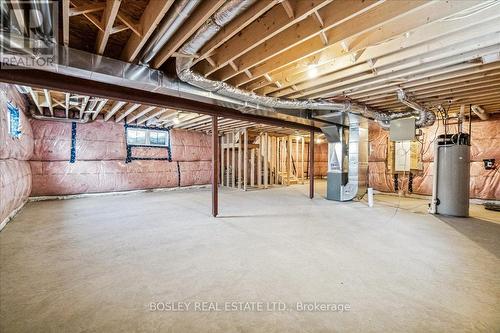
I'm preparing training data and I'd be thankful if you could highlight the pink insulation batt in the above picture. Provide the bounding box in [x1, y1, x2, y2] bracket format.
[368, 117, 500, 200]
[0, 84, 33, 224]
[30, 120, 212, 196]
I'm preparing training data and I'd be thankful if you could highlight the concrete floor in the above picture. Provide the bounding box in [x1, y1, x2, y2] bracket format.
[1, 181, 499, 332]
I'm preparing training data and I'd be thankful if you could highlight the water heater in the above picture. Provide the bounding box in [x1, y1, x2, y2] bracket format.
[431, 133, 470, 217]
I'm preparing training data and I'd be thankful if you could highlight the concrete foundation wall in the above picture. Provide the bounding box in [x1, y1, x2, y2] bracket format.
[0, 84, 33, 226]
[368, 116, 500, 200]
[30, 120, 211, 196]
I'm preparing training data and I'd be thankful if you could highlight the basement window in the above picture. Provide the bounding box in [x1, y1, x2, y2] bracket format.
[7, 101, 21, 138]
[126, 128, 169, 147]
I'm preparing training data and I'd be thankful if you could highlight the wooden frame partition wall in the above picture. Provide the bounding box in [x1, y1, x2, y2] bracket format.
[0, 69, 320, 216]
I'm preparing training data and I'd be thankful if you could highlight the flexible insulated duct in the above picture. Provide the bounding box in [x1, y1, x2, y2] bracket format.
[175, 0, 436, 128]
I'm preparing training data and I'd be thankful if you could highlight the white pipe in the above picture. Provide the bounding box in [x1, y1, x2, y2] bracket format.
[429, 141, 439, 214]
[471, 105, 489, 120]
[368, 188, 374, 207]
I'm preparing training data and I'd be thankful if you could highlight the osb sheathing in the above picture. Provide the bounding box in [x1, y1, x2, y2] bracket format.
[368, 116, 500, 200]
[0, 83, 33, 224]
[30, 119, 212, 196]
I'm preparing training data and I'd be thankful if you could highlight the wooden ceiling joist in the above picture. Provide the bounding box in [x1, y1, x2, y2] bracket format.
[96, 0, 122, 55]
[121, 0, 175, 62]
[228, 0, 488, 90]
[193, 0, 279, 66]
[194, 0, 334, 76]
[151, 0, 227, 69]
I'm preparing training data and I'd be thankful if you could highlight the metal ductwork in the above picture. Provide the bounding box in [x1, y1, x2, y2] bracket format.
[323, 114, 368, 201]
[139, 0, 201, 64]
[0, 1, 436, 129]
[175, 0, 436, 128]
[396, 89, 436, 127]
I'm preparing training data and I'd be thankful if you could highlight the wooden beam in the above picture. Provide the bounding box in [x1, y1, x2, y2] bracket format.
[212, 116, 219, 217]
[43, 89, 53, 116]
[62, 0, 70, 46]
[226, 134, 230, 187]
[301, 137, 305, 184]
[137, 108, 170, 125]
[309, 132, 314, 199]
[121, 0, 174, 62]
[151, 0, 226, 69]
[84, 13, 104, 31]
[117, 11, 141, 37]
[244, 130, 248, 191]
[115, 103, 140, 122]
[69, 2, 105, 16]
[194, 0, 279, 66]
[281, 0, 294, 19]
[212, 0, 421, 82]
[232, 0, 488, 90]
[110, 24, 129, 35]
[0, 69, 320, 131]
[195, 0, 333, 76]
[232, 131, 236, 188]
[10, 2, 26, 34]
[264, 133, 268, 189]
[96, 0, 122, 55]
[104, 101, 126, 121]
[238, 131, 242, 189]
[266, 13, 500, 97]
[92, 99, 108, 120]
[221, 134, 225, 186]
[128, 106, 156, 123]
[257, 134, 262, 188]
[250, 148, 255, 187]
[28, 88, 42, 115]
[79, 96, 89, 119]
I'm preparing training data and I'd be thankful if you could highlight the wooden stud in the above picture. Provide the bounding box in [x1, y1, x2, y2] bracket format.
[212, 116, 219, 217]
[220, 134, 225, 186]
[309, 131, 314, 199]
[295, 136, 299, 181]
[257, 134, 262, 188]
[301, 136, 305, 184]
[226, 133, 230, 187]
[243, 129, 248, 191]
[238, 131, 242, 190]
[287, 135, 291, 186]
[232, 131, 236, 188]
[264, 133, 269, 189]
[250, 148, 255, 187]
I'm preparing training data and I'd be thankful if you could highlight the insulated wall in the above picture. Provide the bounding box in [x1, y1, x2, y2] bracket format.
[30, 120, 211, 196]
[368, 115, 500, 200]
[0, 84, 33, 226]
